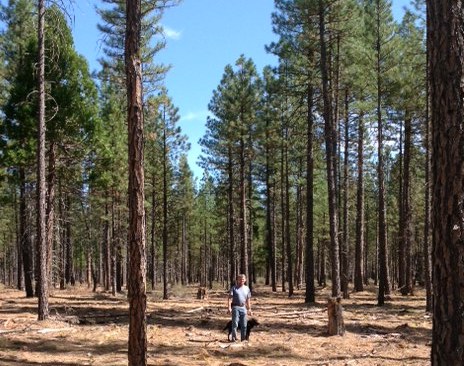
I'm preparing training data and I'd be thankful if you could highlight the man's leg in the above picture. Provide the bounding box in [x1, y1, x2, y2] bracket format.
[231, 307, 240, 341]
[239, 307, 247, 341]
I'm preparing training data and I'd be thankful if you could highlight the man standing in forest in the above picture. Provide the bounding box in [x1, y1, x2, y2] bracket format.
[227, 274, 252, 342]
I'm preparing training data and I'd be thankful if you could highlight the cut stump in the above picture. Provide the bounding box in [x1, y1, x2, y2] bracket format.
[327, 297, 345, 336]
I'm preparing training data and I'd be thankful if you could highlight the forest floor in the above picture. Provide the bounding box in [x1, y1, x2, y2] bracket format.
[0, 281, 431, 366]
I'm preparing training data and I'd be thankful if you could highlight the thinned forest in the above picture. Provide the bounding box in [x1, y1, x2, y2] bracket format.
[0, 0, 462, 365]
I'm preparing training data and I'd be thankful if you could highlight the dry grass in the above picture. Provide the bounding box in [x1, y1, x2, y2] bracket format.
[0, 282, 431, 366]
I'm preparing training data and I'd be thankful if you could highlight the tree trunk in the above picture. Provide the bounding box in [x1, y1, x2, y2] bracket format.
[375, 0, 391, 306]
[247, 158, 254, 290]
[398, 119, 405, 292]
[285, 125, 293, 297]
[65, 195, 75, 286]
[19, 168, 34, 297]
[305, 85, 315, 303]
[265, 119, 277, 291]
[162, 113, 168, 300]
[295, 158, 304, 290]
[319, 0, 340, 297]
[423, 57, 432, 311]
[104, 200, 111, 291]
[36, 0, 48, 321]
[239, 136, 249, 280]
[14, 188, 23, 291]
[46, 141, 56, 290]
[341, 89, 349, 299]
[227, 145, 236, 286]
[402, 115, 413, 296]
[181, 213, 187, 286]
[151, 173, 156, 290]
[327, 297, 345, 336]
[125, 0, 147, 363]
[354, 113, 364, 292]
[428, 0, 464, 363]
[280, 126, 286, 293]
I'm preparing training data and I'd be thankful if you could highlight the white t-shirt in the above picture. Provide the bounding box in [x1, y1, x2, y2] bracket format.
[229, 285, 251, 307]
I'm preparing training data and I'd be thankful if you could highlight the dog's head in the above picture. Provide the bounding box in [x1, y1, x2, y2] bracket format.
[247, 318, 259, 328]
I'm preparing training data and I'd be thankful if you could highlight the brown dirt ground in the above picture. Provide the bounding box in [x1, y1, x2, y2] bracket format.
[0, 282, 431, 366]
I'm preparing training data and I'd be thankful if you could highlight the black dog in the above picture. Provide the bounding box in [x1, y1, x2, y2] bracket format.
[223, 318, 259, 341]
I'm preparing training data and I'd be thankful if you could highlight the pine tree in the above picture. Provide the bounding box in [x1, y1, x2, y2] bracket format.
[428, 0, 464, 362]
[126, 0, 146, 364]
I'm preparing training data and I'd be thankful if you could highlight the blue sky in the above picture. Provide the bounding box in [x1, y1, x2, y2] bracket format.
[70, 0, 409, 179]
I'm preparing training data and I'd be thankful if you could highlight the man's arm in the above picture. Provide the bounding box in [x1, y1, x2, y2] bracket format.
[227, 294, 232, 313]
[246, 297, 252, 316]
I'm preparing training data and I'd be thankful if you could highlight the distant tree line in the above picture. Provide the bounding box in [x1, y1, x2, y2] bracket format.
[0, 0, 430, 312]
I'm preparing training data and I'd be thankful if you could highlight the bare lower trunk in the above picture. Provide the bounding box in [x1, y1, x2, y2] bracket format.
[126, 0, 147, 364]
[428, 0, 464, 363]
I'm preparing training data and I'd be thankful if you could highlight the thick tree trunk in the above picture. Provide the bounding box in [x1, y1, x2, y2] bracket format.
[327, 297, 345, 336]
[424, 77, 432, 312]
[423, 9, 432, 312]
[126, 0, 147, 364]
[36, 0, 48, 321]
[428, 0, 464, 363]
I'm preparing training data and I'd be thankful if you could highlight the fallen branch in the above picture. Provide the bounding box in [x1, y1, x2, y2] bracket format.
[187, 307, 205, 313]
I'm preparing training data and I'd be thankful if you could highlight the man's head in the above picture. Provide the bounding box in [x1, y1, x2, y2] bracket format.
[236, 274, 246, 286]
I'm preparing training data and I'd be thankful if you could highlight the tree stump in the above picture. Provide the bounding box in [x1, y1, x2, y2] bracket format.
[327, 297, 345, 336]
[197, 287, 208, 300]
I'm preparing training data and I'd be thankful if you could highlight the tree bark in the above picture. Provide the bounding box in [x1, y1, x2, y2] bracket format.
[36, 0, 48, 321]
[162, 111, 168, 300]
[239, 136, 249, 280]
[354, 114, 364, 292]
[126, 0, 147, 364]
[341, 89, 349, 299]
[402, 115, 413, 296]
[305, 85, 315, 303]
[375, 0, 391, 306]
[319, 0, 340, 297]
[19, 168, 34, 297]
[227, 145, 236, 286]
[151, 173, 156, 290]
[46, 141, 56, 289]
[428, 0, 464, 363]
[265, 117, 277, 291]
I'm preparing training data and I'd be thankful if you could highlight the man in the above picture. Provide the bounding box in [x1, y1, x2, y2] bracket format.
[227, 274, 252, 342]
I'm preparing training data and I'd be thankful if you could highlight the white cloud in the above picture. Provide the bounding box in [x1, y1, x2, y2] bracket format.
[163, 26, 182, 40]
[180, 111, 211, 122]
